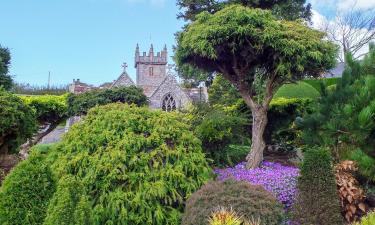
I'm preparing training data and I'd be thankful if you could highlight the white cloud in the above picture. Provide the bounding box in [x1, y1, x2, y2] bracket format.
[338, 0, 375, 11]
[311, 9, 327, 29]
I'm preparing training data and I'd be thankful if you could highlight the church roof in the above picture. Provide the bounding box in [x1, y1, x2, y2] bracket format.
[111, 70, 135, 88]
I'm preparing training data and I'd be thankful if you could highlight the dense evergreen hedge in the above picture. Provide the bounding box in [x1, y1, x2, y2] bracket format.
[0, 90, 36, 154]
[293, 147, 343, 225]
[0, 103, 212, 225]
[0, 151, 56, 225]
[67, 86, 148, 116]
[20, 94, 68, 123]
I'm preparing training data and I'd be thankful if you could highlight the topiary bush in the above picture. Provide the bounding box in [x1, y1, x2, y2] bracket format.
[48, 103, 211, 224]
[274, 81, 320, 99]
[20, 94, 68, 123]
[293, 147, 343, 225]
[0, 89, 37, 154]
[0, 151, 56, 225]
[67, 86, 148, 116]
[181, 179, 286, 225]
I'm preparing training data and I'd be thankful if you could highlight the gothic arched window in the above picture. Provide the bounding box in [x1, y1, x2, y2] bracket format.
[162, 93, 176, 112]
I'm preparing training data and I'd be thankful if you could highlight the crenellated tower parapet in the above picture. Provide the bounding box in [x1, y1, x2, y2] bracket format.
[135, 44, 168, 97]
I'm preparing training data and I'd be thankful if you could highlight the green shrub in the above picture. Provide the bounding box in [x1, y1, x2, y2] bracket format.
[0, 152, 56, 225]
[48, 103, 211, 224]
[0, 89, 37, 154]
[293, 147, 343, 225]
[350, 149, 375, 182]
[186, 103, 249, 167]
[274, 81, 320, 99]
[67, 86, 147, 116]
[20, 94, 68, 123]
[182, 179, 286, 225]
[353, 211, 375, 225]
[44, 175, 93, 225]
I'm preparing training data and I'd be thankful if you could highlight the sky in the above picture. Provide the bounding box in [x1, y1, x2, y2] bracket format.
[1, 0, 374, 86]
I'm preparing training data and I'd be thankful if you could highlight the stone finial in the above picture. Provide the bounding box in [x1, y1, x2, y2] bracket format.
[122, 62, 128, 72]
[149, 44, 154, 57]
[135, 44, 140, 57]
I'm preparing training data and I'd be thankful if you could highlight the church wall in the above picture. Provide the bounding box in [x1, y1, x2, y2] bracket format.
[149, 76, 191, 110]
[136, 63, 166, 87]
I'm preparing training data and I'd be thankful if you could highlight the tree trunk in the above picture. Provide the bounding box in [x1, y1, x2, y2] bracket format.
[246, 106, 268, 169]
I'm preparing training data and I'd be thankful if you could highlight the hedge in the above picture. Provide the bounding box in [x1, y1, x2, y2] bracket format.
[0, 151, 56, 225]
[0, 90, 37, 154]
[20, 94, 68, 123]
[67, 86, 148, 116]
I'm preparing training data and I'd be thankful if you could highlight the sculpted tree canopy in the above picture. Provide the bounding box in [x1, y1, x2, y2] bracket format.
[176, 5, 338, 168]
[177, 0, 312, 22]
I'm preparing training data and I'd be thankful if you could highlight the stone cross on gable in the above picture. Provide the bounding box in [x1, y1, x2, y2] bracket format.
[122, 62, 128, 72]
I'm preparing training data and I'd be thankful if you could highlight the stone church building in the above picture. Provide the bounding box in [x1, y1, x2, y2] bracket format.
[69, 44, 207, 111]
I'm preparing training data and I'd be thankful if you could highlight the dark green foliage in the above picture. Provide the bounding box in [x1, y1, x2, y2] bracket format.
[0, 152, 56, 225]
[67, 86, 148, 116]
[20, 94, 68, 123]
[350, 149, 375, 183]
[0, 89, 37, 154]
[300, 48, 375, 181]
[48, 103, 211, 224]
[293, 147, 343, 225]
[266, 98, 312, 149]
[182, 179, 286, 225]
[0, 46, 12, 90]
[208, 76, 313, 150]
[186, 103, 249, 167]
[273, 81, 320, 99]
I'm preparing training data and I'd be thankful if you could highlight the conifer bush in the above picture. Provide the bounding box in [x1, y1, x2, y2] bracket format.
[293, 147, 343, 225]
[0, 89, 37, 154]
[48, 103, 211, 224]
[181, 180, 286, 225]
[0, 152, 56, 225]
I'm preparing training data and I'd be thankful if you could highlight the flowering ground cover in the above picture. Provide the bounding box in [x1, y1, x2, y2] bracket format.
[215, 161, 299, 208]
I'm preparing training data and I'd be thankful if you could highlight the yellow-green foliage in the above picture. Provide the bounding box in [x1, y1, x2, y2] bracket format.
[20, 94, 68, 122]
[274, 81, 320, 99]
[1, 103, 212, 225]
[352, 211, 375, 225]
[0, 151, 56, 225]
[208, 207, 243, 225]
[0, 90, 36, 154]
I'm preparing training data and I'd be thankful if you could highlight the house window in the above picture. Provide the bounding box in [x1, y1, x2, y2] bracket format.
[149, 67, 153, 76]
[162, 93, 176, 112]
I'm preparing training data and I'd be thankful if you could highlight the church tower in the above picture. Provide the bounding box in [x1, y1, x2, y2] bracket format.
[135, 44, 168, 97]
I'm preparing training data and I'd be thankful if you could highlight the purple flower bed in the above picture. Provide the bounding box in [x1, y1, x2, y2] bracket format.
[215, 161, 299, 208]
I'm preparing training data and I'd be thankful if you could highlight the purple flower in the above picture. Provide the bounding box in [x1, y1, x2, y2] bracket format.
[215, 161, 299, 209]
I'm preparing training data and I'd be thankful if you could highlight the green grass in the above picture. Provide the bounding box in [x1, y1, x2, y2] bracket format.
[274, 81, 320, 99]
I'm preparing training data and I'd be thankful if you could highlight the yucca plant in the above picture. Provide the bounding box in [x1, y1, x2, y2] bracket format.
[208, 207, 261, 225]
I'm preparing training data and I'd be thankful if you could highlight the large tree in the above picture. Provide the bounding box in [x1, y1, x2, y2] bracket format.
[0, 46, 12, 90]
[177, 0, 312, 22]
[176, 5, 337, 168]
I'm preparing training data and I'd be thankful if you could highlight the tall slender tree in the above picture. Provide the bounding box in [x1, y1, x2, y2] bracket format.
[0, 46, 12, 90]
[176, 5, 337, 168]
